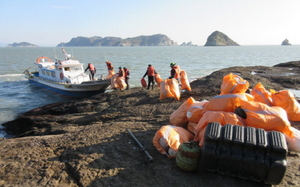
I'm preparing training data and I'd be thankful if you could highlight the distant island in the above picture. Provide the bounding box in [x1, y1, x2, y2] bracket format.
[6, 32, 294, 47]
[6, 42, 38, 47]
[204, 31, 239, 46]
[281, 38, 291, 45]
[57, 34, 178, 47]
[180, 41, 197, 46]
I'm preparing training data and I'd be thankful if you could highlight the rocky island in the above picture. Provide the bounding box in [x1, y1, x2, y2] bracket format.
[282, 38, 291, 45]
[1, 61, 300, 187]
[57, 34, 177, 47]
[204, 31, 239, 46]
[6, 42, 38, 47]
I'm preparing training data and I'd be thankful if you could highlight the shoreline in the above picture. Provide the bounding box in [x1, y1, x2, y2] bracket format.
[1, 61, 300, 186]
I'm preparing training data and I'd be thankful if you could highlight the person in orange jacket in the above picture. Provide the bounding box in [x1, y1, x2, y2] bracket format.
[123, 67, 130, 90]
[143, 64, 157, 90]
[117, 66, 124, 77]
[169, 62, 181, 81]
[85, 63, 96, 80]
[105, 60, 114, 71]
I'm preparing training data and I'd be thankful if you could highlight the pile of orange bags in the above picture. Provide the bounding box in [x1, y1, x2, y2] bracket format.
[166, 73, 300, 153]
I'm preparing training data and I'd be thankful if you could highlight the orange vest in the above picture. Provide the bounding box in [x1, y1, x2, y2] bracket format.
[147, 66, 155, 76]
[124, 69, 130, 77]
[171, 65, 181, 79]
[89, 64, 95, 71]
[106, 62, 113, 69]
[118, 69, 124, 77]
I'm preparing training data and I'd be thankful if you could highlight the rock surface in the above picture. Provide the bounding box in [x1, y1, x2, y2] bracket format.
[204, 31, 239, 46]
[1, 61, 300, 187]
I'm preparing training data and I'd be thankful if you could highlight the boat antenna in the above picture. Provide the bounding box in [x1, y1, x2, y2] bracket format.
[72, 48, 74, 59]
[54, 47, 57, 62]
[62, 43, 71, 60]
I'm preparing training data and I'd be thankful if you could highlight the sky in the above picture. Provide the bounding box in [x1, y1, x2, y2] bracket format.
[1, 0, 300, 46]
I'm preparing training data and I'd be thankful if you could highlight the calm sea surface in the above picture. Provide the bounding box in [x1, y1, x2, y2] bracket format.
[1, 46, 300, 137]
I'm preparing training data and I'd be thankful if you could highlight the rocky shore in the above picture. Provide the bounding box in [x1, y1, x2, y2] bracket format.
[1, 61, 300, 187]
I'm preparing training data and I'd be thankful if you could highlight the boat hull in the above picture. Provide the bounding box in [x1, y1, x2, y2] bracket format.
[28, 76, 111, 98]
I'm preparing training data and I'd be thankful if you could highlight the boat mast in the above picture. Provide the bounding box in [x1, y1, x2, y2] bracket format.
[62, 45, 71, 60]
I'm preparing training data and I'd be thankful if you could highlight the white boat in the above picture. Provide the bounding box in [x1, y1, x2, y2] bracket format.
[24, 48, 111, 98]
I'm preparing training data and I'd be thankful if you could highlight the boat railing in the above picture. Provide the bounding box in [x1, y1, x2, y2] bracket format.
[68, 72, 89, 83]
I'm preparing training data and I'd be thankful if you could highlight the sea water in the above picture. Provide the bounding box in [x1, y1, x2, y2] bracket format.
[1, 46, 300, 138]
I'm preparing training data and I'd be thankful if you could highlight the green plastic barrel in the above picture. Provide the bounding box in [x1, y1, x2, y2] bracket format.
[176, 141, 202, 172]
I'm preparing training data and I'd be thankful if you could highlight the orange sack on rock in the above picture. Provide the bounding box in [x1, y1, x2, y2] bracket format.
[106, 70, 115, 79]
[220, 73, 249, 95]
[153, 125, 195, 158]
[159, 79, 174, 99]
[116, 77, 127, 90]
[110, 74, 118, 89]
[168, 78, 180, 100]
[155, 73, 163, 87]
[170, 97, 195, 128]
[187, 121, 198, 135]
[180, 70, 191, 91]
[236, 99, 294, 138]
[251, 82, 273, 106]
[194, 93, 251, 120]
[271, 89, 300, 121]
[194, 111, 246, 147]
[186, 101, 208, 123]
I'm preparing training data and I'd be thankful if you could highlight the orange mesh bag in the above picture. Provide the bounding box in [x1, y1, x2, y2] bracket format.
[194, 111, 245, 147]
[170, 97, 195, 128]
[236, 99, 294, 138]
[168, 78, 180, 100]
[220, 73, 249, 95]
[159, 79, 174, 99]
[153, 125, 195, 158]
[180, 70, 191, 91]
[186, 101, 208, 123]
[155, 73, 163, 87]
[271, 89, 300, 121]
[251, 82, 273, 106]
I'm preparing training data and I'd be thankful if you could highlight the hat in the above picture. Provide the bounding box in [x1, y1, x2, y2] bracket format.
[148, 64, 152, 66]
[123, 67, 126, 69]
[170, 62, 176, 67]
[118, 66, 122, 69]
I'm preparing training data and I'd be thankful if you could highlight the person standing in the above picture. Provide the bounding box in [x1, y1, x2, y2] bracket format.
[123, 67, 130, 90]
[143, 64, 157, 90]
[169, 63, 180, 81]
[85, 63, 97, 80]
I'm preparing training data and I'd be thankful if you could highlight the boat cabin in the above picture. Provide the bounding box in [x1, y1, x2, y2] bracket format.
[35, 57, 90, 84]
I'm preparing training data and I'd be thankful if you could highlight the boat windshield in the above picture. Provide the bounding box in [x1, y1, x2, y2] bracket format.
[68, 65, 82, 73]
